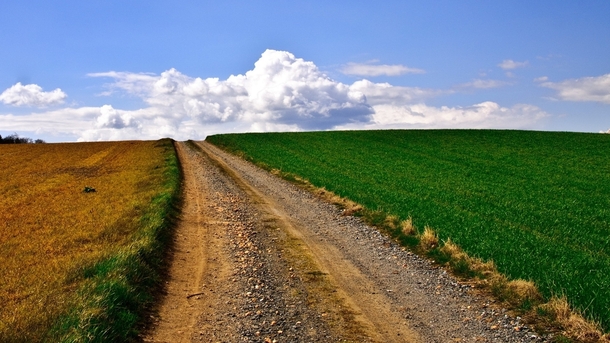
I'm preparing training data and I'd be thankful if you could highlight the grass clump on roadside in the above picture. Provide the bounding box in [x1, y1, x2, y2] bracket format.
[207, 129, 610, 341]
[0, 139, 180, 342]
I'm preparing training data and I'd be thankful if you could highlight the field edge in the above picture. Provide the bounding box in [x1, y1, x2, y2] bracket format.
[206, 134, 610, 343]
[45, 138, 182, 343]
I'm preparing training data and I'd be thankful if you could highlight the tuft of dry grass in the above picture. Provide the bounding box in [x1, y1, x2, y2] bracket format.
[400, 217, 416, 236]
[440, 238, 466, 259]
[540, 297, 610, 343]
[440, 238, 495, 279]
[507, 279, 542, 302]
[0, 141, 172, 342]
[384, 215, 400, 230]
[418, 226, 439, 251]
[314, 187, 363, 216]
[489, 274, 542, 306]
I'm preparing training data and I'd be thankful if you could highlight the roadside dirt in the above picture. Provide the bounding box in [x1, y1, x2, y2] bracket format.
[143, 141, 550, 343]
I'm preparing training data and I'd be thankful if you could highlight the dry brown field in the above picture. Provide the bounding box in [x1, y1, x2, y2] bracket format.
[0, 140, 171, 340]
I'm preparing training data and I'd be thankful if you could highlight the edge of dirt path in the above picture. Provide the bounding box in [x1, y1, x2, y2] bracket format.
[197, 141, 428, 342]
[193, 140, 419, 343]
[197, 140, 552, 343]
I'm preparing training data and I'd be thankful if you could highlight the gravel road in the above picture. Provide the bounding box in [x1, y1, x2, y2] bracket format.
[143, 141, 550, 343]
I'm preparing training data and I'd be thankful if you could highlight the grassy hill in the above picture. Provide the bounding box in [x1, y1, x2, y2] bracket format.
[207, 129, 610, 332]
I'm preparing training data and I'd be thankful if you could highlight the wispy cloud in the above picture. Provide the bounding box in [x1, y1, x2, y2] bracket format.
[0, 82, 67, 107]
[341, 61, 425, 76]
[540, 73, 610, 104]
[336, 102, 548, 130]
[455, 79, 510, 90]
[0, 107, 99, 134]
[498, 59, 529, 70]
[349, 79, 440, 105]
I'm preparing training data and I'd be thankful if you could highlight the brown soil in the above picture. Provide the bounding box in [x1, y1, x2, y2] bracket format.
[142, 141, 550, 343]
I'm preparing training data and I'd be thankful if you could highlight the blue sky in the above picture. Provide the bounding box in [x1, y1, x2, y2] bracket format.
[1, 1, 609, 142]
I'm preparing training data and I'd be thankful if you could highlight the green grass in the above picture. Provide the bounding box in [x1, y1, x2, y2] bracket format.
[46, 138, 181, 342]
[207, 130, 610, 331]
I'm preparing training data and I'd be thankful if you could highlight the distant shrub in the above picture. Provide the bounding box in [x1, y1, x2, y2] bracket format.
[0, 133, 45, 144]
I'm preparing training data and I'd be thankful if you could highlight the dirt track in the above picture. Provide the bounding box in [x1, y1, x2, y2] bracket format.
[142, 141, 549, 343]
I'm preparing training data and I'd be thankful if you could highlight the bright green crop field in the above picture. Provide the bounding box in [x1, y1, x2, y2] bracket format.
[207, 130, 610, 331]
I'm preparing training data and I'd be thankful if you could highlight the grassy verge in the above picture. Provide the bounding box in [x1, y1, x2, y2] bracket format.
[47, 139, 181, 342]
[207, 130, 610, 342]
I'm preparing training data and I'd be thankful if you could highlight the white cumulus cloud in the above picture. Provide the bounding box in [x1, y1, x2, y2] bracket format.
[0, 82, 67, 107]
[341, 61, 425, 76]
[1, 50, 549, 141]
[95, 105, 141, 129]
[90, 49, 374, 132]
[498, 60, 529, 70]
[541, 73, 610, 104]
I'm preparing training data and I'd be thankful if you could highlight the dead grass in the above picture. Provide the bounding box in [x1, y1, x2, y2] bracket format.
[383, 215, 400, 229]
[0, 141, 170, 342]
[539, 297, 610, 343]
[507, 279, 542, 302]
[440, 239, 496, 277]
[419, 226, 439, 251]
[439, 239, 466, 259]
[312, 187, 363, 216]
[400, 217, 416, 236]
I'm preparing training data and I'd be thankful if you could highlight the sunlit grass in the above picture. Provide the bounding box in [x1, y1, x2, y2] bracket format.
[207, 129, 610, 332]
[0, 139, 180, 342]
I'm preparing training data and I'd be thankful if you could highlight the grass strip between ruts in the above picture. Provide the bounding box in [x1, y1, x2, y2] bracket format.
[45, 139, 181, 343]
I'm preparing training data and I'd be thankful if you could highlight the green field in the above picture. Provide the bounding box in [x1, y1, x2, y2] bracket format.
[207, 130, 610, 331]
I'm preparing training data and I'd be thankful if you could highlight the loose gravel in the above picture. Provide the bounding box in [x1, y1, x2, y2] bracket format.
[146, 141, 552, 343]
[197, 141, 551, 343]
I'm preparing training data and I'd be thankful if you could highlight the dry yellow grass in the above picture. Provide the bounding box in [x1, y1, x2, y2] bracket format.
[383, 214, 400, 230]
[0, 141, 170, 341]
[540, 297, 610, 343]
[418, 225, 439, 251]
[400, 217, 416, 236]
[313, 187, 363, 216]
